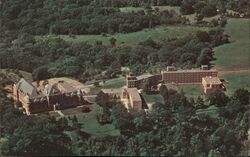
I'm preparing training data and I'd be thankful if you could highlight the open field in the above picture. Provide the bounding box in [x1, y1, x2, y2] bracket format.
[62, 104, 120, 137]
[38, 25, 209, 46]
[219, 72, 250, 96]
[120, 6, 180, 14]
[213, 18, 250, 69]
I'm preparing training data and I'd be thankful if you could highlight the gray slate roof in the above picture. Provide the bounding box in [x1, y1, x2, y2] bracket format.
[16, 78, 37, 97]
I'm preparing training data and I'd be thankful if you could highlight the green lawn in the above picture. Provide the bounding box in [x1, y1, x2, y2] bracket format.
[64, 104, 120, 137]
[38, 25, 209, 46]
[142, 94, 164, 104]
[178, 84, 204, 99]
[213, 18, 250, 68]
[102, 77, 126, 89]
[219, 72, 250, 96]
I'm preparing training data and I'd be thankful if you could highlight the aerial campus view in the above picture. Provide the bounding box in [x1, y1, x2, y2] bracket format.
[0, 0, 249, 156]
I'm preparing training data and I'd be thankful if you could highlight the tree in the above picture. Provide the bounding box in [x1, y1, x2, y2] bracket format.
[109, 37, 117, 47]
[196, 96, 204, 108]
[159, 84, 169, 100]
[193, 2, 207, 14]
[1, 116, 73, 156]
[32, 66, 50, 82]
[142, 79, 151, 94]
[200, 5, 217, 17]
[111, 102, 134, 135]
[196, 31, 211, 42]
[208, 89, 229, 107]
[180, 3, 195, 15]
[232, 88, 250, 106]
[197, 48, 213, 66]
[96, 91, 110, 108]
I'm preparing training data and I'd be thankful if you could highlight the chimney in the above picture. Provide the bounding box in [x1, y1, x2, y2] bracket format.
[201, 65, 209, 70]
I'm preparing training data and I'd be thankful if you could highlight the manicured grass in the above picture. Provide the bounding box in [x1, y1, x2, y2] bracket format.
[219, 72, 250, 96]
[102, 77, 126, 89]
[213, 18, 250, 68]
[196, 105, 219, 118]
[177, 84, 204, 98]
[64, 104, 120, 137]
[142, 94, 164, 104]
[38, 26, 209, 46]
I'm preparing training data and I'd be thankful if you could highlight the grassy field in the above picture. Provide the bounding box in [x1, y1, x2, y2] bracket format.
[142, 94, 164, 104]
[219, 72, 250, 96]
[120, 6, 180, 14]
[213, 18, 250, 68]
[102, 77, 126, 89]
[177, 84, 204, 99]
[39, 25, 209, 46]
[63, 104, 120, 137]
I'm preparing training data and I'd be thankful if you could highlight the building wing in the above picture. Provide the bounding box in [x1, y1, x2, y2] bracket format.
[16, 78, 37, 97]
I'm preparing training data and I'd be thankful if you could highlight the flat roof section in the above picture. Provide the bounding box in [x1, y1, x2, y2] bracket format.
[202, 77, 222, 85]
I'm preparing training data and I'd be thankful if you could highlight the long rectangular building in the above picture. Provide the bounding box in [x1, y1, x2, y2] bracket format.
[126, 65, 218, 89]
[161, 69, 218, 84]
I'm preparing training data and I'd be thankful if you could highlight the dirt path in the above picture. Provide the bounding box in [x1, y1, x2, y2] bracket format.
[212, 66, 250, 74]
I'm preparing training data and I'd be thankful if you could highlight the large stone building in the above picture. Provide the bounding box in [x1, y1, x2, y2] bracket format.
[202, 76, 223, 94]
[126, 65, 218, 89]
[13, 78, 86, 115]
[99, 87, 142, 111]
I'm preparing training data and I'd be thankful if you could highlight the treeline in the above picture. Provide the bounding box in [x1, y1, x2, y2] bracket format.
[0, 28, 228, 82]
[0, 0, 186, 35]
[1, 0, 249, 35]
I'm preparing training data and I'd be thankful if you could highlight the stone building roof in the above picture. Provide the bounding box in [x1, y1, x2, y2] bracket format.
[16, 78, 37, 97]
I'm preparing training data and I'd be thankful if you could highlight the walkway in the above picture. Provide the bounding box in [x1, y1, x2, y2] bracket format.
[56, 110, 65, 117]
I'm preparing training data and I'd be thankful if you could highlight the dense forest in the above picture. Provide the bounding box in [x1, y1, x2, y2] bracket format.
[0, 0, 249, 35]
[0, 28, 228, 82]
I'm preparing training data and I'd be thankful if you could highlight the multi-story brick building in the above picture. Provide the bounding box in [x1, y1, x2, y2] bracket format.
[99, 87, 142, 111]
[161, 68, 218, 84]
[13, 78, 86, 115]
[126, 65, 218, 89]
